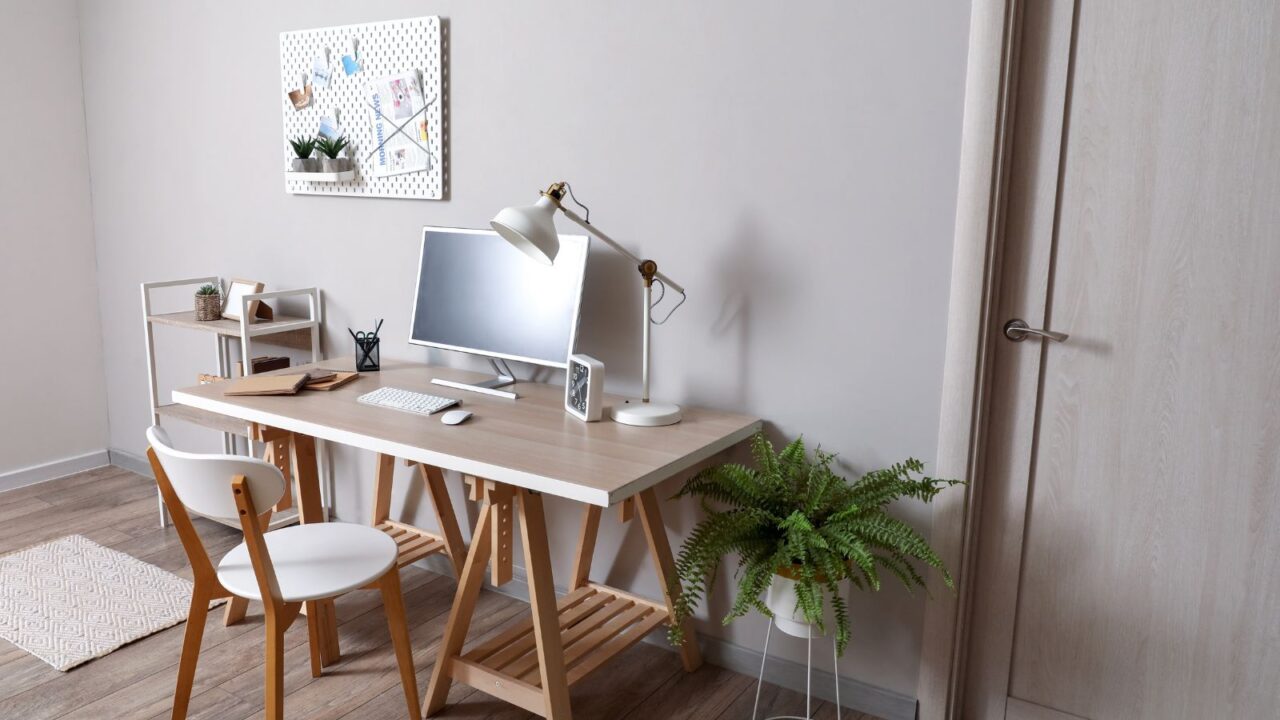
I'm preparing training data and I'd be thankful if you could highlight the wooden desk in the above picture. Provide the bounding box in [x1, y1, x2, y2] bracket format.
[172, 358, 761, 719]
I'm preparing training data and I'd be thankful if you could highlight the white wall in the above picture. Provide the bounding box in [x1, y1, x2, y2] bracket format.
[76, 0, 969, 700]
[0, 0, 109, 481]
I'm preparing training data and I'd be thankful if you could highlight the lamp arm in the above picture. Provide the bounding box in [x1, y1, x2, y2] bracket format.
[557, 205, 686, 294]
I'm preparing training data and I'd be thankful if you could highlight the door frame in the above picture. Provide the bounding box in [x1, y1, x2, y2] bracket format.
[916, 0, 1030, 718]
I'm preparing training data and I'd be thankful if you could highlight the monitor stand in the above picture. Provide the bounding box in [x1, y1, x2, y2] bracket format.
[431, 358, 519, 400]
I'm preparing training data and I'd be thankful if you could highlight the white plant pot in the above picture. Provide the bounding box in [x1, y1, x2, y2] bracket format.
[764, 572, 848, 638]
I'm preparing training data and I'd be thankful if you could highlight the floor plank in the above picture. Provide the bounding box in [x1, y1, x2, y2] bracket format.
[36, 469, 151, 506]
[0, 496, 53, 524]
[718, 679, 835, 720]
[0, 465, 126, 508]
[0, 468, 885, 720]
[618, 655, 753, 720]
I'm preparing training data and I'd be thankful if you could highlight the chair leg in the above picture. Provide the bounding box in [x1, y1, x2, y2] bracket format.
[304, 600, 324, 678]
[379, 570, 422, 720]
[223, 596, 249, 626]
[320, 599, 340, 662]
[172, 586, 212, 720]
[265, 611, 286, 720]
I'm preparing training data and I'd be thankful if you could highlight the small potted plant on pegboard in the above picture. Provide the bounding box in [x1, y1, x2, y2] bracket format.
[194, 283, 221, 322]
[288, 136, 318, 172]
[315, 135, 351, 173]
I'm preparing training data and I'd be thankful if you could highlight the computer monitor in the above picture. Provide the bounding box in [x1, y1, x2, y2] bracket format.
[409, 226, 589, 396]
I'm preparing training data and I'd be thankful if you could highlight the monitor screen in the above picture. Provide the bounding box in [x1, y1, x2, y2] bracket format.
[409, 226, 589, 369]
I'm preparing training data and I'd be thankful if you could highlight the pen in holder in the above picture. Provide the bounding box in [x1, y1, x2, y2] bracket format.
[355, 336, 380, 371]
[351, 320, 383, 371]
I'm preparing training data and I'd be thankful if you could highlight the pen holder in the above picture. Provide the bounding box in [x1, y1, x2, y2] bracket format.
[355, 336, 380, 371]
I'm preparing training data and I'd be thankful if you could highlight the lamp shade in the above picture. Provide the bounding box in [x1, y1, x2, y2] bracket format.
[491, 194, 561, 265]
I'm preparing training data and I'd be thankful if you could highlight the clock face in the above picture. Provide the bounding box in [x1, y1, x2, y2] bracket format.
[568, 361, 590, 412]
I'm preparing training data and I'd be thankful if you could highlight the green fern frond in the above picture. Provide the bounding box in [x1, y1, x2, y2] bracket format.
[778, 435, 806, 471]
[750, 433, 782, 483]
[726, 560, 775, 624]
[676, 463, 765, 508]
[873, 552, 924, 594]
[829, 584, 851, 654]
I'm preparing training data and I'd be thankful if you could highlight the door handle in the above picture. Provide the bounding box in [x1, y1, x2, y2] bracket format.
[1003, 319, 1069, 343]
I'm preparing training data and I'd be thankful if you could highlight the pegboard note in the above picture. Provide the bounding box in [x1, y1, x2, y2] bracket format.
[280, 16, 445, 200]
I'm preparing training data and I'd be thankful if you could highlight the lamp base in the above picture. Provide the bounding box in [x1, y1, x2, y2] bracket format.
[611, 401, 682, 427]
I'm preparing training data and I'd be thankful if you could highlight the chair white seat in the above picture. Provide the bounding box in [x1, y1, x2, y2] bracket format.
[218, 523, 398, 602]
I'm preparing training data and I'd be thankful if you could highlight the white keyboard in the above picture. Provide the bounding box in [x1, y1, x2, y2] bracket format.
[357, 387, 459, 416]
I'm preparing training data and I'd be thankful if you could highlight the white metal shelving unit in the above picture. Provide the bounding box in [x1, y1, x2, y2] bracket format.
[141, 277, 329, 529]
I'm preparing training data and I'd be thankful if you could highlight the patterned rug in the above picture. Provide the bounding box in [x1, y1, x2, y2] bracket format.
[0, 534, 219, 671]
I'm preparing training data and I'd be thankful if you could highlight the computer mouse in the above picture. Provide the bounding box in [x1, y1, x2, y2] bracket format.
[441, 409, 473, 426]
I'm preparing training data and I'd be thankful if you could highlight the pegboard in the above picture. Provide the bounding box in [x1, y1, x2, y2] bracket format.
[279, 17, 445, 200]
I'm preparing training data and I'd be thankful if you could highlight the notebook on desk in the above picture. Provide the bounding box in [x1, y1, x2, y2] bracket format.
[304, 371, 359, 391]
[223, 373, 310, 396]
[303, 370, 337, 384]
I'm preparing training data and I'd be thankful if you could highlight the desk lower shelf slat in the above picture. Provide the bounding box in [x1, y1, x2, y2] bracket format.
[374, 520, 449, 567]
[458, 585, 670, 695]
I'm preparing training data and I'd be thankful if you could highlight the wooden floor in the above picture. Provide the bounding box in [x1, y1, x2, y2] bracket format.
[0, 467, 880, 720]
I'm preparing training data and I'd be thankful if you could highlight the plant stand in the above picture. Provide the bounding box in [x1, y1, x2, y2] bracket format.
[751, 621, 841, 720]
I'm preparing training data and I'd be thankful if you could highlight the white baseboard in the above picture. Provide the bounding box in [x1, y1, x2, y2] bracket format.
[102, 448, 918, 720]
[0, 450, 111, 493]
[107, 447, 152, 477]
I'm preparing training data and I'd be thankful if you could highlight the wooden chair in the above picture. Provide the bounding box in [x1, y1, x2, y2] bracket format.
[145, 426, 421, 720]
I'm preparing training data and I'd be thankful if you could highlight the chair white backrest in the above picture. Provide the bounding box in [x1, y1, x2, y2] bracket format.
[147, 426, 286, 521]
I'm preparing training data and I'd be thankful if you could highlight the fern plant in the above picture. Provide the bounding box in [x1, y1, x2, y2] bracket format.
[669, 432, 960, 655]
[289, 135, 317, 159]
[315, 135, 349, 159]
[195, 283, 219, 296]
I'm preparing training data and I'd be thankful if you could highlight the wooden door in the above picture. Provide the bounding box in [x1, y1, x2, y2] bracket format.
[964, 1, 1280, 718]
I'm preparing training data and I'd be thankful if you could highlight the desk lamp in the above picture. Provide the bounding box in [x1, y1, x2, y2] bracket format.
[492, 182, 685, 427]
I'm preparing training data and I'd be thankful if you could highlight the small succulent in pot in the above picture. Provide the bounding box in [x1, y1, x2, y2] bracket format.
[289, 135, 318, 172]
[315, 135, 351, 172]
[194, 283, 221, 321]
